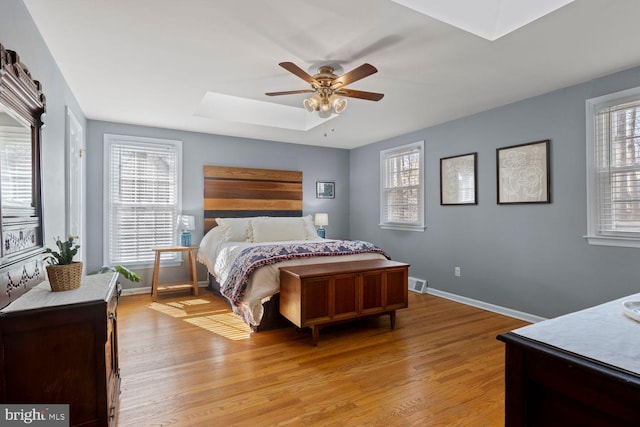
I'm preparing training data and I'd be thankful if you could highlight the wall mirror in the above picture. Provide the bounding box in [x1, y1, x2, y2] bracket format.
[0, 43, 45, 277]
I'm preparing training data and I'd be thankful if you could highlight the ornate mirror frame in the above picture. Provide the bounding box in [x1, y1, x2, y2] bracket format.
[0, 43, 46, 307]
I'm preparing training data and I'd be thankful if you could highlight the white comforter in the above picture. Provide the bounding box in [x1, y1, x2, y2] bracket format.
[197, 231, 386, 327]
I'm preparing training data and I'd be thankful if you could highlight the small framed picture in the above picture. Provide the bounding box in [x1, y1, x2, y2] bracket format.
[440, 152, 477, 205]
[316, 181, 335, 199]
[497, 140, 550, 204]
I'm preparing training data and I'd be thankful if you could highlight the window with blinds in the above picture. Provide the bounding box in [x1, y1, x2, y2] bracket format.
[104, 134, 182, 265]
[380, 141, 425, 231]
[586, 88, 640, 247]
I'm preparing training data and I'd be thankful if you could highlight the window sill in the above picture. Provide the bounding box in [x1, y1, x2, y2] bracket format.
[380, 224, 426, 232]
[585, 235, 640, 249]
[110, 259, 183, 270]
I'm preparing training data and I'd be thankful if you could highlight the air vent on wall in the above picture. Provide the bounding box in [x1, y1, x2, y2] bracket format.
[408, 277, 427, 294]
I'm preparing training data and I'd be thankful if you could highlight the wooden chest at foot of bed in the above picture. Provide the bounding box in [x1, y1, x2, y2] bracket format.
[279, 259, 409, 346]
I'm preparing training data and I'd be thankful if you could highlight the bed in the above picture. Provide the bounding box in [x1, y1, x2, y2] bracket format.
[197, 166, 390, 332]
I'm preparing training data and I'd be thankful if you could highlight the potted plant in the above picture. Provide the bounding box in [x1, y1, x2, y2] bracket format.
[44, 236, 82, 291]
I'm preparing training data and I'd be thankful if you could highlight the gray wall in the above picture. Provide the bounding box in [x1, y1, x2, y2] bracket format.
[350, 65, 640, 319]
[1, 0, 86, 252]
[86, 120, 350, 288]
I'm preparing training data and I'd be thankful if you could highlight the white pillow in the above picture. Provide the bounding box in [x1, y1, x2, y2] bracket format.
[215, 217, 252, 242]
[197, 226, 226, 273]
[301, 215, 322, 240]
[200, 225, 226, 248]
[250, 217, 308, 242]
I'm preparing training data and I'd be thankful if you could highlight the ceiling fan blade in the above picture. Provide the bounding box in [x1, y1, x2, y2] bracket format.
[331, 63, 378, 89]
[336, 88, 384, 101]
[265, 89, 315, 96]
[279, 62, 318, 85]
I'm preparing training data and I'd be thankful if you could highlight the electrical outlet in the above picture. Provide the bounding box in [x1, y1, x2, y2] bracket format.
[454, 267, 461, 277]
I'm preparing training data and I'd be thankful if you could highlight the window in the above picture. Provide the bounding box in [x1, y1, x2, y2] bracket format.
[380, 141, 425, 231]
[586, 87, 640, 247]
[104, 134, 182, 266]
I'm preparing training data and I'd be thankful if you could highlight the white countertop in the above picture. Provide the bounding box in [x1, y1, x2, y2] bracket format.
[512, 292, 640, 374]
[0, 272, 118, 314]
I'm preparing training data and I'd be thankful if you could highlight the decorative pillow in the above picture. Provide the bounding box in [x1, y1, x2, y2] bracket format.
[215, 217, 252, 242]
[249, 217, 308, 242]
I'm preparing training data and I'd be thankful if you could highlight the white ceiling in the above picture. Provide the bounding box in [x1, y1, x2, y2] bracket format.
[23, 0, 640, 149]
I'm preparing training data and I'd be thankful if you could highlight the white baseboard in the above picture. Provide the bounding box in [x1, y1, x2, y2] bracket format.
[425, 287, 546, 323]
[120, 281, 209, 296]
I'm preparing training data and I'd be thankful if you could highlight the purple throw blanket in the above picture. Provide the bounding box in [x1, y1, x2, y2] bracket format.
[221, 240, 389, 306]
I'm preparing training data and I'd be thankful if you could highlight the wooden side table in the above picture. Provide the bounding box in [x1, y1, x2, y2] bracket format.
[151, 246, 199, 301]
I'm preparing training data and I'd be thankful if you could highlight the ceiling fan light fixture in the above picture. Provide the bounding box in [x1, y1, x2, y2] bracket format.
[320, 99, 331, 114]
[319, 109, 332, 119]
[303, 96, 319, 112]
[331, 96, 348, 114]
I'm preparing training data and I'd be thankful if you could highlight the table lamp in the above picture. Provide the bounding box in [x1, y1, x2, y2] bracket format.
[314, 213, 328, 238]
[177, 215, 195, 246]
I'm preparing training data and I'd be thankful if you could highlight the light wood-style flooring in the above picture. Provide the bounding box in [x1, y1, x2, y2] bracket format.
[116, 289, 528, 426]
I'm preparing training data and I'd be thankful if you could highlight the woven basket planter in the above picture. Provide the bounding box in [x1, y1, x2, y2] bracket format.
[46, 262, 83, 292]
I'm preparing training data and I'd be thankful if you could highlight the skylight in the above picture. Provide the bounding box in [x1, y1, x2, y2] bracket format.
[194, 92, 334, 131]
[390, 0, 574, 41]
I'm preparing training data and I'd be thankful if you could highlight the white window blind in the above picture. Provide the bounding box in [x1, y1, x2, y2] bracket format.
[586, 88, 640, 247]
[380, 141, 425, 231]
[0, 125, 35, 217]
[104, 135, 182, 265]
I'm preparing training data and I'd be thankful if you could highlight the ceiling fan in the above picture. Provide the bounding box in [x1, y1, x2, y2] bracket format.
[266, 62, 384, 118]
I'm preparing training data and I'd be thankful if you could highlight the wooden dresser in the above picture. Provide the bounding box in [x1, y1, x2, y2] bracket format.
[0, 272, 120, 427]
[280, 259, 409, 346]
[497, 293, 640, 426]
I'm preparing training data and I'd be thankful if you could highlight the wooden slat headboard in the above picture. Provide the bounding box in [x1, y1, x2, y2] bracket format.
[203, 166, 303, 233]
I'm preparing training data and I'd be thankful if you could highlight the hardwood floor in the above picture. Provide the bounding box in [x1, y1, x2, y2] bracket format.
[116, 289, 528, 426]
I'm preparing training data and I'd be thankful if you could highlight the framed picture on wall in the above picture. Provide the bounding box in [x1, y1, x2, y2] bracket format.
[316, 181, 335, 199]
[440, 152, 478, 205]
[497, 140, 550, 204]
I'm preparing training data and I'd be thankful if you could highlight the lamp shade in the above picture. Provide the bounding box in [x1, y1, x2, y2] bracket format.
[177, 214, 195, 231]
[330, 95, 348, 113]
[303, 96, 320, 112]
[314, 213, 329, 227]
